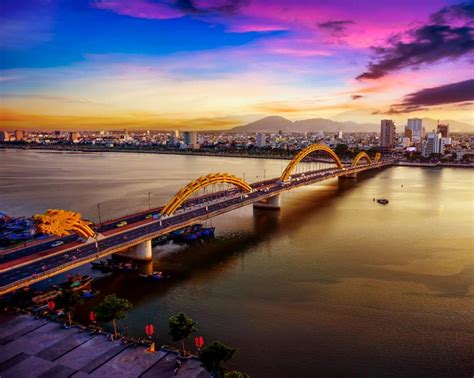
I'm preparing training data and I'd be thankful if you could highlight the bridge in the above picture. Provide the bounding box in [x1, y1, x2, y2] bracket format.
[0, 145, 392, 295]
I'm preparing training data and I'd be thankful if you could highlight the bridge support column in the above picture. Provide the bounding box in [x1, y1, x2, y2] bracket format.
[127, 239, 153, 261]
[253, 194, 281, 210]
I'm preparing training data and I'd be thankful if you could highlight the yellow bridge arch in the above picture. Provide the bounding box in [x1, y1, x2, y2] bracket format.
[375, 152, 381, 162]
[161, 173, 252, 215]
[280, 144, 344, 181]
[351, 151, 372, 166]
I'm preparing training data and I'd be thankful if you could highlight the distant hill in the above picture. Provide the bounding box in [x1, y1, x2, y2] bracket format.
[231, 115, 473, 133]
[231, 116, 378, 133]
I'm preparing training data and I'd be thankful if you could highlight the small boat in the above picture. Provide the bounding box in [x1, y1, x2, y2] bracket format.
[55, 274, 93, 292]
[81, 289, 100, 299]
[31, 289, 61, 305]
[376, 198, 389, 205]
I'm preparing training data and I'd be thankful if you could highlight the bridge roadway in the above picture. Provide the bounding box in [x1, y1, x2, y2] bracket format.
[0, 161, 392, 295]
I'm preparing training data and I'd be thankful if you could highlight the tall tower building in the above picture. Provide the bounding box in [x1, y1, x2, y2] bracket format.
[183, 131, 198, 149]
[380, 120, 396, 148]
[422, 132, 443, 157]
[407, 118, 424, 143]
[437, 123, 449, 138]
[14, 130, 24, 141]
[256, 133, 266, 148]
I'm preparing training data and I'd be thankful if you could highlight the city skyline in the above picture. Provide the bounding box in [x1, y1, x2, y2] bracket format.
[1, 0, 473, 130]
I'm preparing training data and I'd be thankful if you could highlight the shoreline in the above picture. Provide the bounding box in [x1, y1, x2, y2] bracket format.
[1, 144, 473, 168]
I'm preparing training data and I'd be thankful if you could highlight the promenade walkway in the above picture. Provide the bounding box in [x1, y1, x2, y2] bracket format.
[0, 314, 209, 378]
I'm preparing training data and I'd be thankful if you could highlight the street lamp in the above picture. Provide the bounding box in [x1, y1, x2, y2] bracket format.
[97, 203, 102, 224]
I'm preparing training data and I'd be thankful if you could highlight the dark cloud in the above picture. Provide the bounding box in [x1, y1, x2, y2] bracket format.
[174, 0, 249, 15]
[357, 2, 474, 80]
[351, 95, 364, 100]
[385, 79, 474, 113]
[318, 19, 354, 37]
[430, 1, 474, 24]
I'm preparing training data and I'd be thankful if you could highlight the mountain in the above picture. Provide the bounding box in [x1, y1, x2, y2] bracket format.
[231, 115, 473, 133]
[231, 116, 378, 133]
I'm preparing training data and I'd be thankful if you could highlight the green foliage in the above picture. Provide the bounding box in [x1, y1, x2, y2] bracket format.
[224, 371, 249, 378]
[334, 144, 349, 157]
[168, 312, 197, 343]
[56, 289, 82, 312]
[94, 294, 132, 323]
[199, 341, 237, 377]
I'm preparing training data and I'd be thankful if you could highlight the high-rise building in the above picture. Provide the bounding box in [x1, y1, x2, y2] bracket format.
[437, 123, 449, 138]
[404, 127, 413, 141]
[380, 120, 396, 148]
[422, 132, 443, 157]
[69, 131, 79, 143]
[14, 130, 24, 141]
[183, 131, 198, 149]
[0, 131, 10, 142]
[256, 133, 266, 148]
[407, 118, 424, 142]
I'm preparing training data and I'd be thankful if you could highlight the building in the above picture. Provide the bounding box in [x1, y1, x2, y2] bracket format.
[404, 127, 413, 141]
[422, 132, 443, 157]
[14, 130, 24, 141]
[183, 131, 198, 149]
[69, 131, 79, 143]
[256, 133, 266, 148]
[0, 131, 10, 142]
[407, 118, 424, 143]
[401, 137, 411, 148]
[437, 123, 449, 138]
[380, 120, 396, 148]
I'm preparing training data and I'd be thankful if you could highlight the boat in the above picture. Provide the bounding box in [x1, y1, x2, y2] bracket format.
[376, 198, 389, 205]
[81, 289, 100, 299]
[55, 274, 93, 292]
[31, 289, 61, 305]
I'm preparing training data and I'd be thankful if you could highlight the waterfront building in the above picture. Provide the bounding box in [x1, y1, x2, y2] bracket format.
[422, 132, 443, 157]
[69, 131, 80, 143]
[183, 131, 199, 149]
[407, 118, 424, 143]
[256, 133, 266, 148]
[14, 130, 24, 141]
[0, 131, 10, 142]
[380, 120, 396, 148]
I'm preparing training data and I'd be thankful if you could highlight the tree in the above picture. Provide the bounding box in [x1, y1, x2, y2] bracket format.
[224, 371, 249, 378]
[94, 294, 132, 338]
[199, 341, 237, 378]
[56, 289, 82, 325]
[168, 312, 197, 356]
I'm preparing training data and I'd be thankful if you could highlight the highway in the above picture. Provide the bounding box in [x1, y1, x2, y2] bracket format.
[0, 161, 392, 294]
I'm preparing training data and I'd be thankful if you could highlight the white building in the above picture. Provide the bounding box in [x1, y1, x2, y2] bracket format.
[256, 133, 266, 148]
[422, 132, 444, 157]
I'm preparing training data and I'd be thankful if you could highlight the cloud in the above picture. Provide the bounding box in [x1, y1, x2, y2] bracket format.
[318, 19, 354, 37]
[351, 94, 364, 100]
[357, 2, 474, 80]
[174, 0, 249, 15]
[386, 79, 474, 113]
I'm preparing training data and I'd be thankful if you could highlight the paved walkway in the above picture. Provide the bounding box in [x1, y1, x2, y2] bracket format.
[0, 315, 209, 378]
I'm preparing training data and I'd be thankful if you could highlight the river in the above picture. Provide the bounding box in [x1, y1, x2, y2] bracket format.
[1, 149, 473, 377]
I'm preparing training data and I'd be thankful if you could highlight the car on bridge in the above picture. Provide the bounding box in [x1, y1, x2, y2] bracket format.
[51, 240, 64, 248]
[116, 221, 128, 227]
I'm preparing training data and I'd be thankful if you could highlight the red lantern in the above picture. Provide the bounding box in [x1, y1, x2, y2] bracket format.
[145, 324, 154, 337]
[89, 311, 96, 322]
[195, 336, 204, 348]
[47, 301, 55, 311]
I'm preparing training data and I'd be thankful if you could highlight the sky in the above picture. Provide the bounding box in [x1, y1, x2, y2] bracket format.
[0, 0, 473, 130]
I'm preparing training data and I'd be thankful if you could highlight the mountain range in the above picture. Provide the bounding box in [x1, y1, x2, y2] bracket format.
[230, 116, 473, 133]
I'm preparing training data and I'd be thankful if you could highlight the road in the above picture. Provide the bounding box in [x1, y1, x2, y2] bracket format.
[0, 162, 392, 293]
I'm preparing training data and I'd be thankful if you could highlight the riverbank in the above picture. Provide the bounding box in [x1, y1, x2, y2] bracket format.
[0, 313, 208, 377]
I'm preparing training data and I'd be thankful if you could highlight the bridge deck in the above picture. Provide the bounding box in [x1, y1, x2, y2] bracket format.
[0, 161, 392, 295]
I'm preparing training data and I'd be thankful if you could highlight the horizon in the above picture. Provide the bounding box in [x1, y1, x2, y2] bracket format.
[1, 0, 473, 130]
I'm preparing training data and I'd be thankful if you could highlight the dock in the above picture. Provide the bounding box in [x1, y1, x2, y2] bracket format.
[0, 314, 209, 377]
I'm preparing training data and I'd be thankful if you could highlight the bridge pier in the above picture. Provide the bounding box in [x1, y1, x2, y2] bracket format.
[253, 194, 281, 210]
[126, 239, 153, 261]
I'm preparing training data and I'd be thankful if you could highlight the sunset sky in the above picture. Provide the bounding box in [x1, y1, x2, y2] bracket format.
[1, 0, 473, 130]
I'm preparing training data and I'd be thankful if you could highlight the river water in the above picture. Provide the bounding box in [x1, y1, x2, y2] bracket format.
[1, 149, 473, 377]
